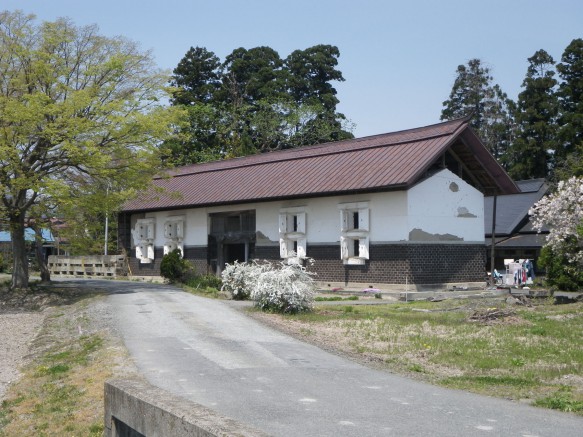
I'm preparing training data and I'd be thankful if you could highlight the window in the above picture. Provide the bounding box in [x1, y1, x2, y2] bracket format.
[339, 202, 370, 265]
[132, 218, 155, 263]
[279, 208, 307, 262]
[163, 216, 185, 256]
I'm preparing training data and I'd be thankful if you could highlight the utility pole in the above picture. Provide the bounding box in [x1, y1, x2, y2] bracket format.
[490, 195, 497, 285]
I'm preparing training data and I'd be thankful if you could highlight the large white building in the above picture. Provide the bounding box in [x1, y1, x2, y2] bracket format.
[119, 118, 518, 290]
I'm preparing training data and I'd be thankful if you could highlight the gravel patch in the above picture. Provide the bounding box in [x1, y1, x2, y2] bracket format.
[0, 283, 138, 403]
[0, 311, 46, 400]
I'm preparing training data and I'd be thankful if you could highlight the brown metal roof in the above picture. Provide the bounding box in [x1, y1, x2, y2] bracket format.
[123, 118, 518, 212]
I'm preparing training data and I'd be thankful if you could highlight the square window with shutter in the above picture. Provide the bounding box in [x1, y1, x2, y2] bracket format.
[133, 218, 156, 262]
[279, 208, 307, 262]
[163, 216, 186, 256]
[338, 202, 370, 265]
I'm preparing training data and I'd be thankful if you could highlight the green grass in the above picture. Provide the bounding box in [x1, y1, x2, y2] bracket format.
[535, 388, 583, 413]
[282, 299, 583, 414]
[0, 296, 116, 437]
[315, 295, 359, 301]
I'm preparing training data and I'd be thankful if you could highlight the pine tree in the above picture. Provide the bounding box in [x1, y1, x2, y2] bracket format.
[170, 46, 221, 105]
[506, 50, 559, 180]
[555, 38, 583, 178]
[441, 59, 514, 159]
[165, 45, 353, 163]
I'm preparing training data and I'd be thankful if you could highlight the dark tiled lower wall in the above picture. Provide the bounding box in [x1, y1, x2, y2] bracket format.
[258, 243, 486, 285]
[184, 246, 209, 275]
[128, 248, 164, 276]
[129, 243, 486, 284]
[128, 246, 208, 276]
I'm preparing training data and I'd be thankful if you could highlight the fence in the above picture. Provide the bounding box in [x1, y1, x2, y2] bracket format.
[47, 255, 127, 277]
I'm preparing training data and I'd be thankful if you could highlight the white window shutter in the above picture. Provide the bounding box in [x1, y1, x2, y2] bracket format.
[297, 238, 307, 258]
[340, 210, 349, 232]
[296, 212, 306, 234]
[146, 222, 155, 240]
[340, 236, 349, 260]
[138, 224, 146, 240]
[280, 238, 288, 258]
[164, 241, 176, 255]
[177, 242, 184, 257]
[279, 213, 288, 234]
[359, 236, 370, 259]
[136, 244, 144, 259]
[359, 208, 369, 231]
[164, 222, 172, 239]
[175, 221, 184, 239]
[147, 244, 155, 260]
[131, 228, 140, 246]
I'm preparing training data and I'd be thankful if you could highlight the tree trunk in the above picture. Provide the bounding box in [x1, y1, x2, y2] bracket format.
[10, 211, 29, 290]
[32, 224, 51, 283]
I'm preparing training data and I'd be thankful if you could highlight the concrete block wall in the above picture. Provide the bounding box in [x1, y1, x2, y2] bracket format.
[104, 379, 270, 437]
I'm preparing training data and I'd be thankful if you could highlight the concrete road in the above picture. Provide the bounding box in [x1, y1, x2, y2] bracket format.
[83, 280, 581, 436]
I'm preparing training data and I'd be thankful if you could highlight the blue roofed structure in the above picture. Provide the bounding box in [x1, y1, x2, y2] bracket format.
[0, 228, 55, 243]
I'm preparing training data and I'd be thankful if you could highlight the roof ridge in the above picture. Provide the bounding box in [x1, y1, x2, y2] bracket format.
[158, 118, 468, 180]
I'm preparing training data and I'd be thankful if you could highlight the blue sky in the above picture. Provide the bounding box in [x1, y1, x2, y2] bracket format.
[3, 0, 582, 137]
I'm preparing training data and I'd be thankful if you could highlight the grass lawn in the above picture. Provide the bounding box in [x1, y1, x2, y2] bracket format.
[263, 297, 583, 414]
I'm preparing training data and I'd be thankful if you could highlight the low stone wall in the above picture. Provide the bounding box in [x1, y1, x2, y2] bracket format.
[104, 379, 271, 437]
[48, 255, 126, 277]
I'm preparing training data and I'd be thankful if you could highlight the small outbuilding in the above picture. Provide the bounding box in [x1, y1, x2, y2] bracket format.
[119, 118, 518, 290]
[485, 178, 549, 273]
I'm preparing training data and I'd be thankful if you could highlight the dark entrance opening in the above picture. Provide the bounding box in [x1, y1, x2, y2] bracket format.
[208, 210, 256, 275]
[224, 243, 246, 265]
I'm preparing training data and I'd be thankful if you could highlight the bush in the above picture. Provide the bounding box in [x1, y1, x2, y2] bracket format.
[186, 274, 222, 290]
[221, 259, 316, 313]
[160, 249, 190, 283]
[539, 245, 583, 291]
[0, 253, 8, 273]
[221, 260, 268, 300]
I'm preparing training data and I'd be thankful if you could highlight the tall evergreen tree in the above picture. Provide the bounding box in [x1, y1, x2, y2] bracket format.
[481, 84, 516, 161]
[441, 59, 514, 159]
[441, 59, 493, 129]
[165, 44, 353, 164]
[555, 38, 583, 178]
[170, 46, 221, 105]
[506, 50, 559, 180]
[285, 44, 345, 112]
[219, 46, 286, 106]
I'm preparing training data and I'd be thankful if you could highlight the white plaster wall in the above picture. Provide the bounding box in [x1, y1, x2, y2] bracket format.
[407, 169, 484, 242]
[131, 173, 483, 248]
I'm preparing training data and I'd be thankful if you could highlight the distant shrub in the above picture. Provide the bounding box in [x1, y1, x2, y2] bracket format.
[539, 246, 583, 291]
[251, 260, 316, 313]
[221, 260, 268, 300]
[186, 274, 222, 290]
[221, 259, 316, 313]
[160, 249, 190, 283]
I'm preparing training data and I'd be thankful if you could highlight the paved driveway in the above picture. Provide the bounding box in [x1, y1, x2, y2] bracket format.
[82, 280, 582, 436]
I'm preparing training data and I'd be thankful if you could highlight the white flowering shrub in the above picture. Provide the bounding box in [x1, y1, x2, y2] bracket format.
[529, 177, 583, 290]
[529, 176, 583, 265]
[251, 259, 316, 313]
[221, 260, 269, 300]
[221, 258, 316, 312]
